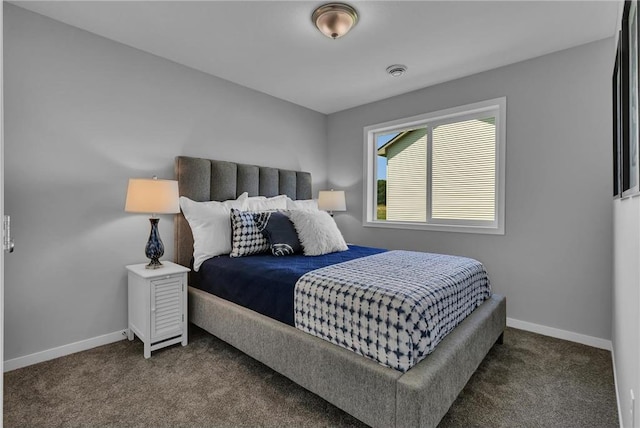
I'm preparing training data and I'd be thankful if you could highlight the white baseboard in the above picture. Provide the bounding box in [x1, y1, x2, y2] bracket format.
[3, 319, 612, 372]
[4, 329, 128, 372]
[507, 317, 612, 351]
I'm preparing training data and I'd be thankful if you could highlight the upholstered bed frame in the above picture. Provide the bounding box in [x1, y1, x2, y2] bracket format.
[174, 155, 506, 428]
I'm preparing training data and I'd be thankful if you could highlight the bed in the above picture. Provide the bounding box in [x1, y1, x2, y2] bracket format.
[174, 155, 506, 428]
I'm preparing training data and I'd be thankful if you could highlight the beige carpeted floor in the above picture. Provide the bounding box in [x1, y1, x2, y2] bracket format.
[4, 326, 618, 427]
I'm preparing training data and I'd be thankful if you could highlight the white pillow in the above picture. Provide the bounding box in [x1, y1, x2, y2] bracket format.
[245, 194, 287, 211]
[288, 210, 348, 256]
[286, 197, 318, 212]
[179, 195, 247, 271]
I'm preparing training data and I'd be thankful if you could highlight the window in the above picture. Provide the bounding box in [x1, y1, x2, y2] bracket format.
[364, 98, 506, 234]
[613, 1, 640, 198]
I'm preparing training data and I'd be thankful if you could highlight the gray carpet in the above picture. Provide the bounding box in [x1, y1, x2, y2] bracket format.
[4, 326, 618, 428]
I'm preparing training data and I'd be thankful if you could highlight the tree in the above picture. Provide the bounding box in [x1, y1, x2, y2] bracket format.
[377, 179, 386, 205]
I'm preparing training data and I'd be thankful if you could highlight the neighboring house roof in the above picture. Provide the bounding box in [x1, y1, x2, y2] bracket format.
[376, 132, 407, 157]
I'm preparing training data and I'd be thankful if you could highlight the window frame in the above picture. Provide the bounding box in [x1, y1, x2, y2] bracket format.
[363, 97, 506, 235]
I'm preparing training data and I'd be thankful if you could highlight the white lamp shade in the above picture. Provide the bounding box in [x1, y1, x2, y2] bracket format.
[318, 190, 346, 212]
[125, 178, 180, 214]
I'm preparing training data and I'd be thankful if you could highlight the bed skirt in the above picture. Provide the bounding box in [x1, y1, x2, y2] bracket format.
[189, 286, 506, 428]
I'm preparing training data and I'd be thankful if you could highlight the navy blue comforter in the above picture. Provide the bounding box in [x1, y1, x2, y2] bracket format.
[192, 245, 386, 325]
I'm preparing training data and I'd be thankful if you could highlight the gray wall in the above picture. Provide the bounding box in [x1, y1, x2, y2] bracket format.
[3, 4, 327, 360]
[327, 38, 615, 341]
[3, 3, 617, 365]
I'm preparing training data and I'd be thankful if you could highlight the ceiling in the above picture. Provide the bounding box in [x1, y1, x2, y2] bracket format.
[12, 1, 620, 114]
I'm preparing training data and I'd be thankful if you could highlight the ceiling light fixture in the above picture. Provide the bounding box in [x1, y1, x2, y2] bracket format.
[312, 3, 358, 39]
[386, 64, 408, 77]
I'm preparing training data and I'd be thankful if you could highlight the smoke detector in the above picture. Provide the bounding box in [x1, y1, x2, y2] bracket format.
[386, 64, 408, 77]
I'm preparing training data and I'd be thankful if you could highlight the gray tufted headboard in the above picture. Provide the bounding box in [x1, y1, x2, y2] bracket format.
[174, 156, 312, 268]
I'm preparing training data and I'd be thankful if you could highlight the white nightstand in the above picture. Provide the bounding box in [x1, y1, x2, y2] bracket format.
[126, 261, 190, 358]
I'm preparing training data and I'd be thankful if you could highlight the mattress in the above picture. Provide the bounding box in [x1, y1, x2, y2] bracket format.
[192, 245, 491, 372]
[192, 245, 386, 325]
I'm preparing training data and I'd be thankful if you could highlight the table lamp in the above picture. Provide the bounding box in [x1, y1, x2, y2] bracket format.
[318, 190, 346, 216]
[125, 176, 180, 269]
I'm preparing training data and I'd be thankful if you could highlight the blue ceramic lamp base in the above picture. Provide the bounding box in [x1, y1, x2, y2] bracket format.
[145, 218, 165, 269]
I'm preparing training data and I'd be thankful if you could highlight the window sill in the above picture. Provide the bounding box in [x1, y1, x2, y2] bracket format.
[363, 220, 505, 235]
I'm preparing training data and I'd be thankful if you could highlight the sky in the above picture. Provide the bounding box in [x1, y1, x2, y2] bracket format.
[376, 133, 396, 179]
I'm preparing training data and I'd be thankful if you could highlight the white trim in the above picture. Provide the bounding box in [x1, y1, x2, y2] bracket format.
[611, 349, 624, 428]
[0, 320, 613, 371]
[364, 219, 505, 235]
[1, 1, 5, 418]
[507, 317, 611, 351]
[3, 329, 128, 372]
[364, 98, 504, 135]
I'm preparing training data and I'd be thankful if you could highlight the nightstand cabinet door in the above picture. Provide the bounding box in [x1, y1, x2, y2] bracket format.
[150, 276, 183, 341]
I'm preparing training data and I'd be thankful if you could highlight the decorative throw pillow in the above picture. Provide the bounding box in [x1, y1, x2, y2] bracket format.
[244, 194, 288, 211]
[288, 210, 348, 256]
[261, 211, 302, 256]
[179, 194, 247, 271]
[286, 197, 318, 212]
[230, 209, 272, 257]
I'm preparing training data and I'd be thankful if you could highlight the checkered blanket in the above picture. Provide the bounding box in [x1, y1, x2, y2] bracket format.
[294, 251, 491, 372]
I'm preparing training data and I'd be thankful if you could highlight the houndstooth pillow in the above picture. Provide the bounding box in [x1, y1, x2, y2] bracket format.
[230, 209, 272, 257]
